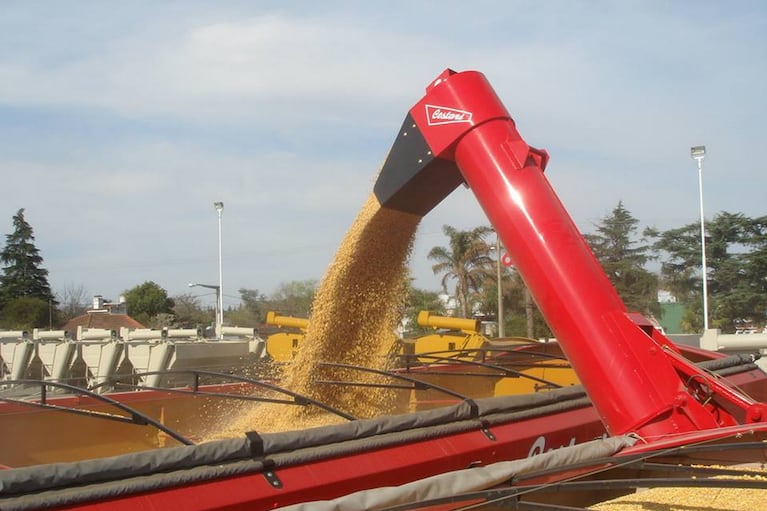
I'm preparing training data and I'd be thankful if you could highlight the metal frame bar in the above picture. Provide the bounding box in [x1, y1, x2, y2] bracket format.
[0, 379, 193, 445]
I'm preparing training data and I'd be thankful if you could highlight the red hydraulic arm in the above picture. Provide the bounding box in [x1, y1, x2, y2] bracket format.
[374, 68, 767, 440]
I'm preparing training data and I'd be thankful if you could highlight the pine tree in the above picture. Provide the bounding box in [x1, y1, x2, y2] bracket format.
[0, 208, 56, 310]
[585, 201, 659, 318]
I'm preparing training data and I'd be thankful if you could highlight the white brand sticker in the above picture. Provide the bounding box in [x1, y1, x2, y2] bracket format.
[425, 104, 473, 126]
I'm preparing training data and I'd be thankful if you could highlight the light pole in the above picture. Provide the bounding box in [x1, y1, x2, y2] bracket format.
[496, 234, 505, 338]
[188, 283, 221, 336]
[214, 201, 224, 338]
[691, 145, 709, 331]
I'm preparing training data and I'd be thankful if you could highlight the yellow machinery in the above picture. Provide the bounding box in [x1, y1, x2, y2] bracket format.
[409, 311, 486, 362]
[263, 309, 579, 399]
[406, 311, 580, 403]
[264, 311, 308, 362]
[264, 310, 485, 364]
[491, 342, 579, 395]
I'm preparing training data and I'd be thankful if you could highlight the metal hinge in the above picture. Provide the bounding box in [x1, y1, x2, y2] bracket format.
[263, 468, 283, 489]
[480, 420, 496, 441]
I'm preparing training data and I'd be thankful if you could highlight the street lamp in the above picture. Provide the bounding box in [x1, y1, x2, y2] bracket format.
[214, 201, 224, 338]
[496, 234, 505, 338]
[188, 283, 221, 336]
[691, 145, 709, 331]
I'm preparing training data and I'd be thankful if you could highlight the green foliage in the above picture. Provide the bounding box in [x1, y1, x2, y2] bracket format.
[403, 285, 446, 336]
[428, 225, 494, 318]
[473, 259, 511, 320]
[172, 292, 215, 329]
[651, 212, 767, 333]
[472, 257, 539, 336]
[426, 225, 551, 338]
[502, 273, 552, 339]
[269, 280, 317, 317]
[226, 281, 316, 328]
[122, 281, 175, 326]
[0, 209, 56, 311]
[584, 201, 659, 318]
[223, 288, 267, 328]
[0, 296, 52, 330]
[646, 222, 700, 304]
[239, 288, 266, 316]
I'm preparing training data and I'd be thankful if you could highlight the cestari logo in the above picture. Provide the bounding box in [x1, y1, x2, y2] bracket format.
[425, 104, 473, 126]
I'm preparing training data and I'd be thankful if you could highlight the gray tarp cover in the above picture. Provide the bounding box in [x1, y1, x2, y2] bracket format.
[276, 435, 636, 511]
[0, 385, 592, 510]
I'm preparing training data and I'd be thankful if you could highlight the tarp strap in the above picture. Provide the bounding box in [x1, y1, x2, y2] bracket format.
[246, 431, 264, 458]
[466, 399, 479, 418]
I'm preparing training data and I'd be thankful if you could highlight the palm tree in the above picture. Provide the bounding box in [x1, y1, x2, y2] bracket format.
[428, 225, 494, 318]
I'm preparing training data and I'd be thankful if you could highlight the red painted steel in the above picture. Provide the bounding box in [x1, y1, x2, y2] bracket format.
[405, 69, 762, 439]
[47, 406, 605, 511]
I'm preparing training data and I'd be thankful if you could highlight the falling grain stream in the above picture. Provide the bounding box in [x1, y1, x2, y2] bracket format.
[207, 193, 420, 437]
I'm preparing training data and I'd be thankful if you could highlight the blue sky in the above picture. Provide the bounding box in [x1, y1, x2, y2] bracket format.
[1, 1, 765, 310]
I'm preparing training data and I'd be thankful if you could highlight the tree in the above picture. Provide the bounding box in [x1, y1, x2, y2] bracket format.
[428, 225, 494, 318]
[646, 222, 700, 306]
[741, 215, 767, 321]
[584, 201, 659, 318]
[56, 283, 90, 324]
[122, 281, 175, 326]
[652, 212, 767, 332]
[172, 292, 214, 328]
[459, 234, 551, 339]
[0, 296, 51, 330]
[498, 271, 553, 339]
[269, 280, 317, 317]
[224, 288, 267, 328]
[0, 209, 56, 312]
[473, 255, 516, 330]
[403, 285, 447, 336]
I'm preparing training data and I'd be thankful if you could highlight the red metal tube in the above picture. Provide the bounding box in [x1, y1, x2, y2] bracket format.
[407, 70, 720, 438]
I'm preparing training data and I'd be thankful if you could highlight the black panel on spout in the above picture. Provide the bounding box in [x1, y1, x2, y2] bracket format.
[373, 113, 464, 217]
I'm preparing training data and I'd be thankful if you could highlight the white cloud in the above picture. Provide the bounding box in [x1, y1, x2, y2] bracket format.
[0, 2, 765, 305]
[0, 12, 443, 124]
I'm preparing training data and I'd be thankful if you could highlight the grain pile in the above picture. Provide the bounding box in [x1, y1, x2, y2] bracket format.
[207, 193, 421, 437]
[589, 468, 767, 511]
